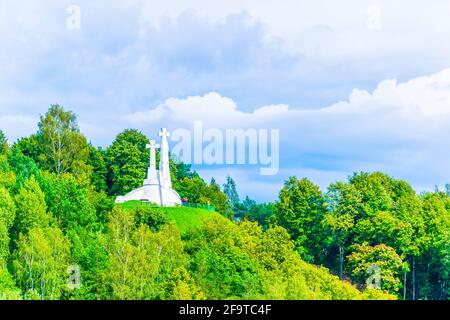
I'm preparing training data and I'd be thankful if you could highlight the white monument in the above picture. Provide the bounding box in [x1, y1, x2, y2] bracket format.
[115, 128, 182, 206]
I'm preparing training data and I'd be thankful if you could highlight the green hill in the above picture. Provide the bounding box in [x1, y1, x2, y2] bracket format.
[117, 201, 223, 234]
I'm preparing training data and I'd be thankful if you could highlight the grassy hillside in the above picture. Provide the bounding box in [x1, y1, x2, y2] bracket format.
[117, 201, 222, 233]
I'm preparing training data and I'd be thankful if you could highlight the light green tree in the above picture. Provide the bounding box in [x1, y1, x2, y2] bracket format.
[347, 244, 407, 294]
[104, 208, 187, 299]
[162, 267, 205, 300]
[37, 104, 91, 177]
[0, 130, 8, 155]
[13, 226, 71, 300]
[0, 187, 15, 265]
[14, 176, 52, 235]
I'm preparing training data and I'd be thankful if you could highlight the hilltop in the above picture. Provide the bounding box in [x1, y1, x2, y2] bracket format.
[118, 201, 223, 234]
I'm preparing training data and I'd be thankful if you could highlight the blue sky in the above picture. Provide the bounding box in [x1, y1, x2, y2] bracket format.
[2, 0, 450, 201]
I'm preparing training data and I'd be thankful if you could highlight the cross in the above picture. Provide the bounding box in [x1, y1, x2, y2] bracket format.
[146, 140, 160, 164]
[146, 140, 160, 150]
[159, 128, 170, 138]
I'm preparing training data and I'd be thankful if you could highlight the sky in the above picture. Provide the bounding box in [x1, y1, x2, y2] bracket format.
[2, 0, 450, 201]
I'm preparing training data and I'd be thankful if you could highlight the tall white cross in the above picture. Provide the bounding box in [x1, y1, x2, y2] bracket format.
[159, 127, 170, 138]
[145, 140, 160, 184]
[146, 140, 160, 166]
[158, 128, 171, 189]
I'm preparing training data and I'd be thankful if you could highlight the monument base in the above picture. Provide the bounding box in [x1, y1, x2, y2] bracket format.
[115, 184, 181, 207]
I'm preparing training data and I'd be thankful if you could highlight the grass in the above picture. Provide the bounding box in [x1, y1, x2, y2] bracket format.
[117, 201, 221, 234]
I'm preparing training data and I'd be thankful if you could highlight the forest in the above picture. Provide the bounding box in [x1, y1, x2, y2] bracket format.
[0, 104, 448, 300]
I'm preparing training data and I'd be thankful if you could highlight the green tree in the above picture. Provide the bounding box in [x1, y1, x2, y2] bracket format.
[0, 187, 16, 229]
[0, 267, 21, 300]
[241, 196, 274, 230]
[38, 172, 96, 230]
[323, 182, 361, 279]
[0, 130, 8, 155]
[207, 178, 230, 216]
[7, 147, 40, 190]
[37, 104, 91, 177]
[13, 176, 52, 236]
[223, 176, 240, 217]
[162, 267, 205, 300]
[87, 145, 107, 192]
[0, 155, 16, 189]
[12, 135, 41, 165]
[274, 177, 326, 262]
[347, 244, 406, 294]
[105, 129, 149, 196]
[170, 154, 195, 190]
[417, 193, 450, 300]
[176, 176, 229, 216]
[104, 208, 186, 299]
[0, 179, 16, 270]
[186, 217, 264, 299]
[13, 226, 71, 300]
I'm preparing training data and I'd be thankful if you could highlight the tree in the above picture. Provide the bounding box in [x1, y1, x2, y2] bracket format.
[0, 130, 8, 155]
[105, 129, 149, 196]
[0, 267, 20, 300]
[37, 104, 91, 177]
[12, 135, 41, 165]
[162, 267, 205, 300]
[38, 172, 96, 230]
[323, 182, 361, 279]
[104, 208, 187, 299]
[13, 176, 53, 236]
[241, 196, 274, 230]
[175, 176, 229, 216]
[0, 187, 15, 263]
[0, 187, 16, 230]
[134, 206, 168, 231]
[417, 193, 450, 300]
[186, 217, 264, 299]
[347, 244, 407, 294]
[12, 226, 71, 300]
[7, 147, 40, 191]
[274, 177, 326, 262]
[87, 145, 107, 192]
[223, 176, 240, 217]
[0, 155, 16, 189]
[207, 178, 230, 216]
[170, 154, 194, 190]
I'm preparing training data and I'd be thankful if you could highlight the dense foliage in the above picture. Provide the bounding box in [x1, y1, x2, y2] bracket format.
[0, 105, 448, 300]
[242, 173, 449, 300]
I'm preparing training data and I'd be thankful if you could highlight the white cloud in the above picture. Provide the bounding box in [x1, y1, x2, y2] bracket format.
[124, 92, 289, 127]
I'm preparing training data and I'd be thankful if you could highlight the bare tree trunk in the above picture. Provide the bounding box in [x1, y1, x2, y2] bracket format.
[339, 246, 344, 280]
[403, 270, 407, 300]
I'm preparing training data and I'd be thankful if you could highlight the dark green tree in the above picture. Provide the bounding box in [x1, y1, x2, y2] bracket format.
[274, 177, 327, 262]
[105, 129, 149, 196]
[87, 145, 107, 192]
